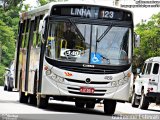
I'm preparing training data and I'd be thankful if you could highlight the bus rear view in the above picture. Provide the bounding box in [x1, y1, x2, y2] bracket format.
[15, 2, 134, 115]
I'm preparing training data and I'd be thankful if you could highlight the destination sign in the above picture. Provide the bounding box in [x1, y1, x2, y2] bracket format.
[60, 48, 81, 58]
[51, 5, 132, 21]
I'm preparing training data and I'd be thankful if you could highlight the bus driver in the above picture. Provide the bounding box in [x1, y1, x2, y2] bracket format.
[63, 23, 76, 49]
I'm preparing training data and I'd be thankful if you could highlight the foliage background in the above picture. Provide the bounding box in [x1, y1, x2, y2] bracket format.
[133, 12, 160, 73]
[0, 0, 23, 85]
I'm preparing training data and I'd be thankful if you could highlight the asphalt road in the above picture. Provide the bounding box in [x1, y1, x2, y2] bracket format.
[0, 86, 160, 120]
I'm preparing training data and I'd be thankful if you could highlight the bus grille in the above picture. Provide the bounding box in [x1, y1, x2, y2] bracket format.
[67, 87, 106, 96]
[59, 66, 121, 74]
[65, 78, 110, 84]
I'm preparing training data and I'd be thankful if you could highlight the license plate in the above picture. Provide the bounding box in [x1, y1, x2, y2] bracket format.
[80, 87, 95, 94]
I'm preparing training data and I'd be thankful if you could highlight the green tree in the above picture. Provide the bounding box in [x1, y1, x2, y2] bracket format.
[0, 0, 22, 85]
[134, 12, 160, 69]
[0, 0, 22, 11]
[39, 0, 48, 5]
[39, 0, 68, 5]
[0, 65, 5, 85]
[0, 20, 15, 65]
[0, 20, 15, 83]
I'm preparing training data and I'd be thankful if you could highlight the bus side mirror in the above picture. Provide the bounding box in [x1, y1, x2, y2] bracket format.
[5, 68, 10, 71]
[39, 15, 49, 41]
[39, 20, 46, 35]
[134, 34, 140, 48]
[136, 68, 140, 74]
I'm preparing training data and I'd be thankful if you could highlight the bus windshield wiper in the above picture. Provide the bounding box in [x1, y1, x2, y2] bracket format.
[95, 25, 111, 64]
[100, 55, 110, 64]
[96, 25, 112, 42]
[68, 18, 85, 42]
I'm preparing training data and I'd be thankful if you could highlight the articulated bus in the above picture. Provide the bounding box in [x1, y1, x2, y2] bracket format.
[14, 1, 136, 114]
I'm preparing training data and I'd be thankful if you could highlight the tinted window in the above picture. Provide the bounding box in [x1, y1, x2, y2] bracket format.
[146, 63, 152, 74]
[152, 63, 159, 74]
[141, 63, 146, 75]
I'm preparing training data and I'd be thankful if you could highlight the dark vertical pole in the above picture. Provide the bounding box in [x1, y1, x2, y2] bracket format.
[15, 22, 23, 89]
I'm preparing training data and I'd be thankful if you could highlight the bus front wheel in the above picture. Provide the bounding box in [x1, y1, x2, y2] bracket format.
[28, 95, 37, 105]
[139, 90, 149, 110]
[37, 94, 48, 109]
[103, 99, 116, 115]
[19, 91, 28, 103]
[86, 102, 95, 109]
[75, 101, 85, 108]
[4, 85, 7, 91]
[131, 91, 139, 108]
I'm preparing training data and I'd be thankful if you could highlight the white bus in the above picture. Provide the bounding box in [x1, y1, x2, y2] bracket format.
[132, 57, 160, 110]
[14, 1, 135, 114]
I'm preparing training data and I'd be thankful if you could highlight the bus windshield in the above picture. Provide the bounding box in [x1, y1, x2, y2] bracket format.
[46, 20, 131, 65]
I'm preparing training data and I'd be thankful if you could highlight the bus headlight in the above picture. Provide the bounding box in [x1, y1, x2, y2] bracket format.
[46, 71, 64, 83]
[118, 79, 125, 85]
[111, 81, 118, 87]
[51, 74, 57, 80]
[58, 77, 64, 83]
[111, 77, 128, 87]
[46, 69, 52, 76]
[123, 76, 128, 82]
[52, 75, 64, 83]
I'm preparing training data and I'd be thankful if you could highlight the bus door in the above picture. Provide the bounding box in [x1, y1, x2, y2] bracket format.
[19, 19, 31, 91]
[28, 16, 42, 94]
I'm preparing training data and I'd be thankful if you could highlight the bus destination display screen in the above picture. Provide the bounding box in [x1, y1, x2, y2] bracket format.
[51, 5, 132, 21]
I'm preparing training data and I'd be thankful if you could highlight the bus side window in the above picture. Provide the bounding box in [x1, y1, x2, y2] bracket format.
[18, 22, 24, 48]
[24, 19, 31, 48]
[152, 63, 159, 74]
[32, 15, 44, 48]
[29, 19, 35, 48]
[33, 16, 38, 48]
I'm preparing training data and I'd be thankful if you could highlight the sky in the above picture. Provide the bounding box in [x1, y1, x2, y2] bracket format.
[24, 0, 160, 25]
[118, 0, 160, 25]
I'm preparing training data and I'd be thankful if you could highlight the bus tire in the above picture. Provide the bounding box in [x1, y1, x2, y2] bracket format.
[139, 89, 149, 110]
[4, 85, 7, 91]
[131, 92, 139, 108]
[28, 95, 37, 105]
[103, 99, 116, 115]
[86, 102, 95, 109]
[33, 71, 37, 94]
[75, 101, 85, 108]
[7, 85, 13, 91]
[37, 94, 48, 109]
[19, 91, 28, 103]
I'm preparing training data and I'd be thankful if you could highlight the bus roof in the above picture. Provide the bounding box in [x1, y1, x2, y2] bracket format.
[20, 1, 133, 20]
[145, 57, 160, 63]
